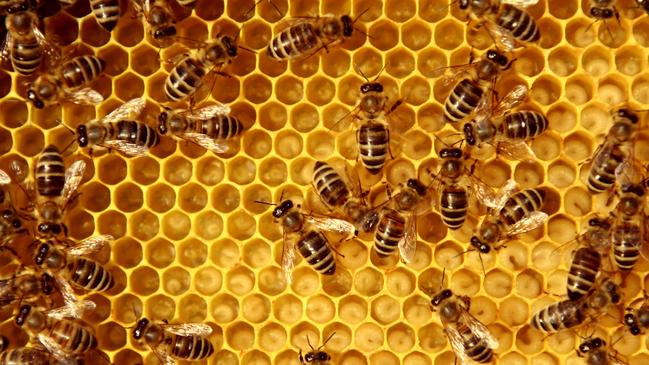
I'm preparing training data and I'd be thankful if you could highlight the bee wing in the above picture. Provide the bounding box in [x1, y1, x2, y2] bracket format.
[0, 169, 10, 185]
[304, 215, 355, 237]
[0, 32, 14, 64]
[469, 176, 498, 208]
[65, 88, 104, 106]
[483, 22, 517, 52]
[61, 160, 86, 205]
[66, 234, 113, 256]
[9, 160, 28, 181]
[32, 25, 61, 68]
[496, 140, 536, 161]
[54, 274, 80, 309]
[434, 63, 475, 88]
[490, 179, 518, 211]
[399, 215, 417, 263]
[179, 132, 230, 153]
[181, 103, 231, 119]
[162, 323, 213, 337]
[100, 140, 150, 157]
[281, 231, 299, 285]
[493, 85, 528, 117]
[101, 97, 147, 124]
[444, 324, 473, 365]
[614, 157, 635, 186]
[46, 299, 96, 320]
[507, 211, 547, 236]
[38, 334, 72, 361]
[459, 310, 500, 350]
[150, 343, 174, 365]
[501, 0, 539, 7]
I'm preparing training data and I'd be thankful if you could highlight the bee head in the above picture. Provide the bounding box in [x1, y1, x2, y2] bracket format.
[273, 200, 293, 218]
[6, 0, 30, 14]
[588, 217, 610, 229]
[407, 179, 427, 196]
[41, 273, 55, 295]
[33, 243, 50, 265]
[158, 111, 169, 135]
[621, 183, 644, 197]
[221, 36, 238, 58]
[579, 337, 605, 354]
[439, 148, 462, 159]
[304, 351, 331, 363]
[590, 7, 615, 19]
[471, 236, 490, 254]
[615, 108, 639, 124]
[76, 124, 88, 147]
[37, 222, 62, 235]
[15, 304, 31, 326]
[463, 123, 476, 146]
[431, 289, 453, 307]
[154, 26, 177, 39]
[458, 0, 470, 9]
[133, 318, 150, 340]
[341, 15, 353, 37]
[0, 335, 7, 352]
[486, 49, 510, 68]
[26, 88, 44, 109]
[360, 82, 383, 94]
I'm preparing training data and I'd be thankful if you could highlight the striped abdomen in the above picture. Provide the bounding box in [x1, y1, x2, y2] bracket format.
[499, 188, 545, 228]
[496, 4, 540, 43]
[193, 115, 244, 140]
[0, 348, 53, 364]
[313, 161, 350, 208]
[297, 231, 335, 275]
[357, 121, 389, 175]
[11, 36, 41, 76]
[567, 247, 601, 301]
[67, 257, 114, 291]
[373, 209, 405, 257]
[267, 22, 319, 61]
[90, 0, 120, 31]
[106, 120, 160, 149]
[60, 55, 104, 90]
[169, 334, 214, 361]
[49, 320, 97, 354]
[444, 79, 483, 123]
[531, 300, 586, 333]
[501, 111, 548, 140]
[165, 57, 206, 101]
[36, 145, 65, 197]
[587, 144, 624, 193]
[612, 222, 641, 271]
[457, 322, 493, 363]
[440, 185, 468, 230]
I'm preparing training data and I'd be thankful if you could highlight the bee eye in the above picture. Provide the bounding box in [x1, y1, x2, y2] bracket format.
[38, 223, 49, 233]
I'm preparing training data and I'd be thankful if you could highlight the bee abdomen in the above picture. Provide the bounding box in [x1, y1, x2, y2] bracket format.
[612, 223, 641, 271]
[500, 188, 545, 227]
[165, 58, 206, 101]
[111, 120, 160, 148]
[313, 162, 350, 208]
[202, 115, 244, 140]
[497, 4, 540, 43]
[36, 145, 65, 197]
[502, 111, 548, 140]
[531, 300, 585, 333]
[457, 323, 493, 363]
[52, 321, 97, 353]
[440, 186, 468, 230]
[298, 231, 336, 275]
[90, 0, 121, 31]
[68, 258, 114, 291]
[12, 40, 41, 75]
[170, 335, 214, 360]
[267, 22, 319, 60]
[60, 55, 105, 90]
[358, 122, 389, 175]
[587, 146, 624, 193]
[374, 209, 405, 257]
[0, 348, 52, 364]
[567, 247, 601, 301]
[444, 79, 483, 123]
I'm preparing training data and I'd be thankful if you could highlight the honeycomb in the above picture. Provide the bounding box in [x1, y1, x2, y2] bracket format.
[2, 0, 649, 364]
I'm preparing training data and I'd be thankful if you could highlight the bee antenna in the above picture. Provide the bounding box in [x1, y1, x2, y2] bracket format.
[279, 189, 285, 203]
[373, 62, 389, 82]
[306, 335, 315, 351]
[253, 200, 276, 206]
[352, 7, 371, 24]
[55, 119, 76, 136]
[238, 45, 257, 54]
[320, 331, 336, 349]
[478, 252, 486, 276]
[353, 62, 370, 82]
[439, 268, 446, 291]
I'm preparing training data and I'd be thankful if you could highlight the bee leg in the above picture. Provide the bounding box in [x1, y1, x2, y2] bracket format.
[298, 349, 305, 364]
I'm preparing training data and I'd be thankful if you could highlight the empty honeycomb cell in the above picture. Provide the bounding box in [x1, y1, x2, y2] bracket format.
[287, 267, 318, 297]
[258, 266, 287, 296]
[241, 350, 271, 365]
[112, 237, 143, 268]
[386, 49, 415, 78]
[196, 155, 225, 185]
[128, 156, 159, 185]
[226, 266, 255, 296]
[385, 158, 415, 184]
[114, 73, 145, 101]
[515, 325, 545, 355]
[434, 19, 464, 50]
[258, 323, 287, 352]
[146, 183, 175, 213]
[174, 238, 206, 268]
[290, 103, 320, 133]
[291, 57, 321, 79]
[162, 266, 191, 296]
[241, 186, 272, 215]
[211, 293, 240, 323]
[355, 322, 384, 352]
[97, 45, 129, 77]
[176, 183, 208, 213]
[548, 0, 578, 18]
[272, 77, 303, 106]
[479, 160, 512, 187]
[320, 49, 352, 78]
[226, 210, 256, 240]
[565, 75, 594, 105]
[515, 47, 545, 77]
[0, 99, 27, 128]
[226, 321, 255, 351]
[113, 294, 142, 324]
[580, 102, 610, 133]
[448, 268, 480, 296]
[213, 350, 238, 365]
[143, 238, 174, 269]
[130, 45, 160, 77]
[273, 130, 303, 159]
[81, 182, 111, 212]
[161, 210, 191, 240]
[400, 20, 431, 51]
[227, 156, 256, 185]
[97, 321, 126, 350]
[516, 269, 544, 299]
[114, 16, 145, 47]
[230, 51, 257, 78]
[144, 293, 175, 320]
[583, 46, 612, 77]
[371, 295, 401, 325]
[257, 157, 287, 187]
[238, 294, 270, 324]
[563, 131, 592, 162]
[418, 323, 447, 354]
[631, 74, 649, 103]
[500, 296, 530, 327]
[177, 294, 207, 322]
[598, 22, 629, 48]
[598, 76, 627, 105]
[130, 209, 160, 241]
[194, 266, 223, 296]
[242, 74, 272, 104]
[386, 268, 416, 297]
[548, 46, 578, 77]
[352, 267, 383, 296]
[305, 77, 337, 107]
[483, 268, 513, 298]
[547, 160, 576, 188]
[14, 126, 44, 156]
[96, 210, 126, 238]
[543, 330, 573, 355]
[114, 182, 144, 212]
[97, 155, 127, 185]
[566, 19, 596, 47]
[531, 132, 561, 161]
[335, 237, 367, 269]
[210, 239, 240, 269]
[163, 156, 193, 185]
[514, 160, 544, 187]
[303, 295, 335, 324]
[500, 352, 528, 365]
[616, 46, 644, 76]
[402, 296, 431, 328]
[546, 270, 568, 296]
[62, 104, 97, 128]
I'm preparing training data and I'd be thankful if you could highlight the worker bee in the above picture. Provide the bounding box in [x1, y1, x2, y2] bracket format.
[312, 161, 380, 235]
[577, 337, 627, 365]
[430, 288, 499, 364]
[0, 0, 60, 76]
[74, 97, 159, 157]
[0, 171, 26, 246]
[586, 108, 639, 194]
[440, 49, 514, 124]
[33, 235, 115, 293]
[158, 103, 245, 153]
[460, 0, 540, 51]
[470, 179, 547, 254]
[132, 318, 214, 364]
[0, 346, 73, 365]
[298, 333, 335, 365]
[588, 0, 620, 22]
[0, 272, 55, 308]
[463, 84, 548, 160]
[610, 182, 645, 272]
[266, 13, 363, 61]
[132, 0, 177, 48]
[267, 198, 354, 284]
[26, 55, 105, 109]
[89, 0, 120, 32]
[15, 302, 97, 358]
[624, 292, 649, 335]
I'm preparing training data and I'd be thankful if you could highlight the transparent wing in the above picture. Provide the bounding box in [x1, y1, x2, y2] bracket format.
[435, 63, 476, 88]
[507, 211, 547, 236]
[444, 324, 472, 365]
[281, 231, 299, 285]
[66, 234, 113, 256]
[179, 132, 230, 153]
[47, 299, 96, 320]
[0, 169, 10, 185]
[65, 88, 104, 106]
[101, 97, 147, 124]
[100, 140, 150, 157]
[484, 22, 517, 51]
[61, 160, 86, 205]
[470, 176, 498, 208]
[493, 85, 528, 117]
[496, 140, 536, 161]
[399, 215, 417, 263]
[150, 343, 174, 365]
[32, 26, 61, 68]
[501, 0, 539, 7]
[9, 160, 27, 181]
[0, 32, 14, 64]
[181, 103, 231, 119]
[459, 310, 499, 349]
[489, 179, 517, 211]
[54, 275, 79, 310]
[163, 322, 212, 337]
[614, 155, 634, 186]
[304, 215, 355, 236]
[39, 334, 71, 361]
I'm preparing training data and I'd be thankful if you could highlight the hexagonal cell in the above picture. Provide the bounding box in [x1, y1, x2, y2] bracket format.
[516, 269, 544, 299]
[226, 266, 255, 296]
[243, 74, 272, 104]
[114, 16, 145, 47]
[531, 75, 562, 105]
[598, 75, 627, 105]
[435, 19, 464, 50]
[227, 156, 256, 185]
[162, 266, 191, 295]
[80, 182, 110, 212]
[0, 70, 10, 99]
[14, 126, 44, 157]
[0, 99, 28, 129]
[547, 214, 577, 245]
[210, 293, 239, 324]
[114, 73, 145, 101]
[548, 0, 578, 18]
[210, 238, 240, 268]
[564, 187, 592, 217]
[500, 296, 530, 327]
[386, 48, 415, 78]
[194, 156, 224, 186]
[370, 295, 400, 325]
[548, 160, 576, 188]
[130, 266, 159, 296]
[514, 160, 544, 187]
[97, 155, 127, 185]
[97, 321, 126, 350]
[144, 72, 168, 104]
[128, 156, 159, 185]
[97, 210, 127, 238]
[112, 237, 142, 268]
[130, 209, 159, 241]
[355, 322, 384, 352]
[45, 11, 79, 45]
[177, 294, 207, 323]
[566, 19, 596, 47]
[194, 266, 222, 296]
[259, 323, 287, 352]
[162, 156, 192, 185]
[306, 76, 336, 106]
[114, 182, 143, 212]
[129, 45, 160, 77]
[321, 49, 352, 79]
[547, 46, 578, 77]
[177, 183, 207, 213]
[113, 294, 142, 324]
[597, 21, 628, 48]
[368, 20, 399, 51]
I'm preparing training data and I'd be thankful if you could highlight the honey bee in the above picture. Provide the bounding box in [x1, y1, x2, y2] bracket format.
[158, 103, 245, 153]
[586, 108, 639, 194]
[132, 318, 214, 364]
[268, 198, 354, 284]
[0, 171, 26, 246]
[266, 13, 362, 61]
[15, 303, 97, 358]
[0, 0, 60, 76]
[460, 0, 540, 51]
[429, 146, 495, 230]
[312, 161, 380, 235]
[440, 49, 514, 124]
[33, 235, 115, 293]
[588, 0, 620, 22]
[89, 0, 120, 32]
[373, 179, 432, 263]
[463, 84, 548, 160]
[623, 292, 649, 335]
[164, 34, 241, 102]
[132, 0, 177, 48]
[577, 337, 627, 365]
[74, 97, 159, 157]
[430, 288, 499, 364]
[610, 182, 645, 272]
[0, 272, 55, 308]
[470, 179, 547, 254]
[26, 55, 105, 109]
[298, 333, 335, 365]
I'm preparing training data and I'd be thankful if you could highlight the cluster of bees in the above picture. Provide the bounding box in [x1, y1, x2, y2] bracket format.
[0, 0, 647, 364]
